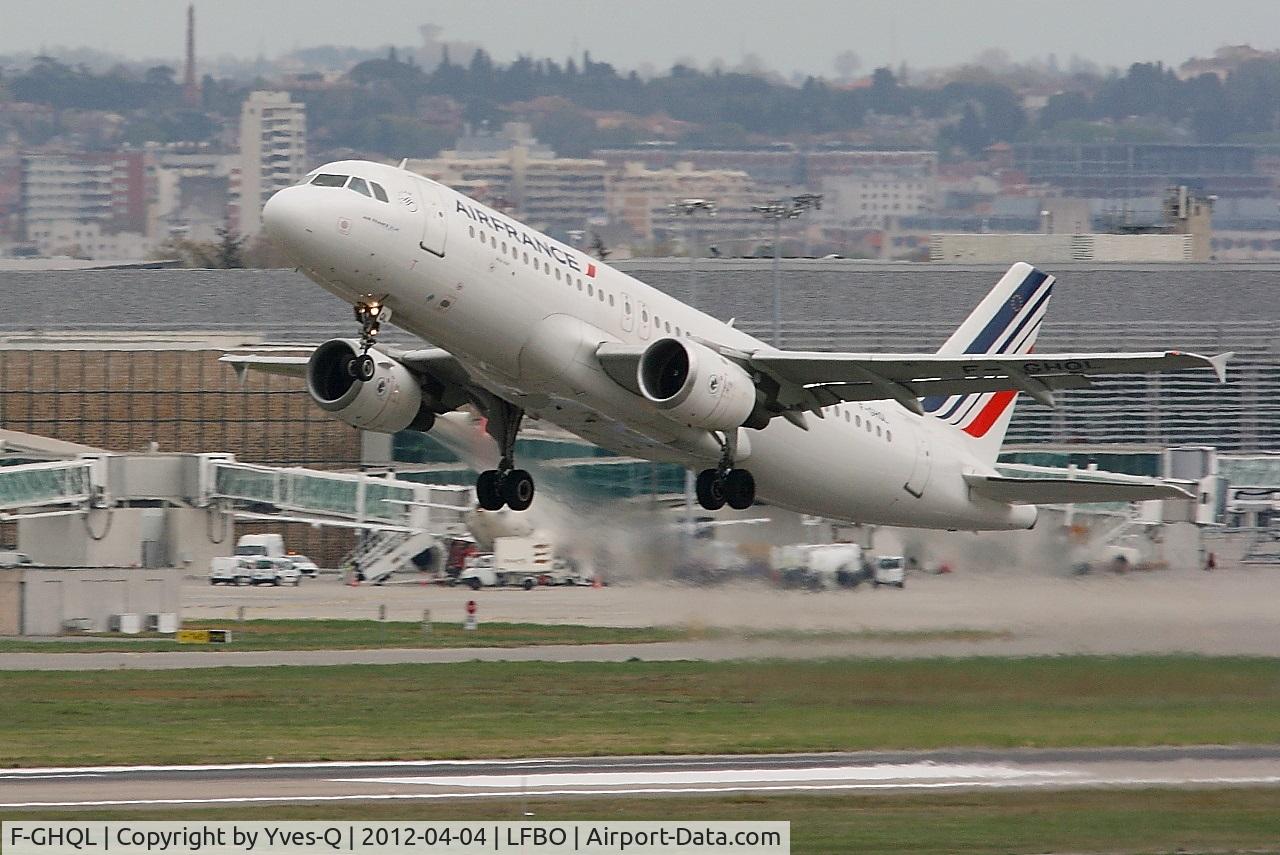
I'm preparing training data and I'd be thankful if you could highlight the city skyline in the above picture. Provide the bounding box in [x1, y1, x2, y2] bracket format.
[2, 0, 1279, 78]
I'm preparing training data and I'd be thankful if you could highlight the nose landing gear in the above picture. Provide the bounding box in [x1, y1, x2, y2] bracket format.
[346, 301, 390, 380]
[694, 431, 756, 511]
[474, 399, 535, 512]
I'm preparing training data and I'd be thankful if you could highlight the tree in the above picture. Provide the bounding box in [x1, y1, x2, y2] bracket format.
[215, 227, 245, 269]
[833, 50, 861, 81]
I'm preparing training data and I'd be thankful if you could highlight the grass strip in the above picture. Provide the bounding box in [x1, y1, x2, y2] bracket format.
[2, 657, 1279, 766]
[0, 622, 1009, 653]
[5, 789, 1280, 854]
[0, 620, 690, 653]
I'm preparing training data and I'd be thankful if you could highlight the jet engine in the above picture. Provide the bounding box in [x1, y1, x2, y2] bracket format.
[637, 337, 766, 431]
[306, 339, 436, 433]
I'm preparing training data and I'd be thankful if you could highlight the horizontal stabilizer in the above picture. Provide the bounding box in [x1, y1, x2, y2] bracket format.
[964, 473, 1193, 505]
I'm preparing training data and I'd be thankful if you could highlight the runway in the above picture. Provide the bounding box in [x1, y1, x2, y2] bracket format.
[4, 747, 1280, 809]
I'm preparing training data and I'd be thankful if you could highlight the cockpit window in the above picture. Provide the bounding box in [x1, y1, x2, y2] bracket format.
[347, 177, 372, 197]
[310, 173, 348, 187]
[370, 182, 389, 203]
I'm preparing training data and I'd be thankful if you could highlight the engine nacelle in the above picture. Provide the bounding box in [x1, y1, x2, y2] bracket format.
[637, 337, 760, 431]
[306, 339, 436, 433]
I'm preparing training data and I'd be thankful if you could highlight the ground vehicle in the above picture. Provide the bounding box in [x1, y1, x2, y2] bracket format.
[873, 555, 906, 588]
[287, 555, 320, 577]
[773, 543, 867, 590]
[456, 536, 584, 590]
[209, 556, 252, 586]
[236, 534, 286, 558]
[0, 551, 34, 567]
[249, 557, 301, 586]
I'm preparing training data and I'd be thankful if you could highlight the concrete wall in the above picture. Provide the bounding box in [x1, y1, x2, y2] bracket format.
[0, 571, 21, 635]
[930, 233, 1192, 263]
[9, 567, 179, 636]
[19, 509, 144, 567]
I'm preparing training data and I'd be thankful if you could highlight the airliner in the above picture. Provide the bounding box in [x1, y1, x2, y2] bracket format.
[225, 160, 1229, 531]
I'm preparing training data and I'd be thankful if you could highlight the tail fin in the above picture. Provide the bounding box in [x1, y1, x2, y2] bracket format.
[922, 261, 1055, 464]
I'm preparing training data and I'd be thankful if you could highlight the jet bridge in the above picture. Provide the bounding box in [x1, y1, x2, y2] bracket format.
[0, 448, 468, 575]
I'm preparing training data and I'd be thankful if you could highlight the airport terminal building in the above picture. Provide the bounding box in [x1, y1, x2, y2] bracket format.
[0, 260, 1276, 568]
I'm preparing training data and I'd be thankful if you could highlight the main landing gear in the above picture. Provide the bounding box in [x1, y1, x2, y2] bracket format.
[474, 399, 535, 512]
[346, 301, 390, 381]
[694, 431, 756, 511]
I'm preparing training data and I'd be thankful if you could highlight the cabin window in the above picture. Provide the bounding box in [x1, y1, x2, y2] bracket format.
[587, 283, 593, 296]
[556, 268, 562, 280]
[599, 289, 605, 302]
[501, 242, 507, 253]
[876, 425, 882, 437]
[370, 182, 389, 202]
[608, 294, 615, 306]
[855, 415, 861, 427]
[886, 431, 892, 442]
[641, 310, 649, 323]
[491, 236, 497, 248]
[479, 231, 486, 243]
[310, 173, 348, 187]
[468, 226, 475, 238]
[346, 177, 372, 197]
[523, 252, 529, 264]
[844, 411, 850, 422]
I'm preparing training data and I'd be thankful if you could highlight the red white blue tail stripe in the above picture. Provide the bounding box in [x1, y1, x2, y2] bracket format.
[922, 265, 1054, 438]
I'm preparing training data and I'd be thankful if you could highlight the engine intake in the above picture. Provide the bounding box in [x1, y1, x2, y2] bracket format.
[307, 339, 436, 433]
[637, 338, 763, 431]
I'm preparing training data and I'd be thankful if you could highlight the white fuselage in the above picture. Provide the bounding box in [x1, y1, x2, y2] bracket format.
[264, 160, 1035, 530]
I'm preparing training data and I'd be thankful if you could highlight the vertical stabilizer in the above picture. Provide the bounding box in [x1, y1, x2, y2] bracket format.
[922, 262, 1055, 464]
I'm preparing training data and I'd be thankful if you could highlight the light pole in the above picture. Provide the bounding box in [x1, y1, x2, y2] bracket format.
[669, 198, 717, 542]
[753, 193, 822, 348]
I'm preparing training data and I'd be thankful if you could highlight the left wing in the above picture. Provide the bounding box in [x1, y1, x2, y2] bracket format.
[748, 350, 1231, 414]
[965, 472, 1193, 505]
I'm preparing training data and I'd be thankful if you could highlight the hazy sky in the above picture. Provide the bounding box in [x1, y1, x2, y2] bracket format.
[3, 0, 1278, 76]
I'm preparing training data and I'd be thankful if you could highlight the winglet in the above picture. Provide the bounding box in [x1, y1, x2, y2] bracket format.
[1208, 352, 1232, 384]
[397, 158, 409, 169]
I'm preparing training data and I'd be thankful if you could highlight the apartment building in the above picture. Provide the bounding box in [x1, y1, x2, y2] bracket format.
[237, 91, 307, 236]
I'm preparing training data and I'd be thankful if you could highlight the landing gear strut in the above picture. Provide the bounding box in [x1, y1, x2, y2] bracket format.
[694, 431, 755, 511]
[346, 301, 390, 381]
[474, 398, 535, 512]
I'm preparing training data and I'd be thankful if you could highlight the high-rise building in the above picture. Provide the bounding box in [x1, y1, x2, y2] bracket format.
[237, 91, 307, 236]
[20, 150, 155, 250]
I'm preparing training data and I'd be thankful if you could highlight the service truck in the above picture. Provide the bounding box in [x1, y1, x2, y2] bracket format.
[772, 543, 868, 590]
[235, 533, 286, 559]
[457, 535, 587, 589]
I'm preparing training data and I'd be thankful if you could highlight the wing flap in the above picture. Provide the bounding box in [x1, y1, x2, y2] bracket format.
[965, 473, 1193, 505]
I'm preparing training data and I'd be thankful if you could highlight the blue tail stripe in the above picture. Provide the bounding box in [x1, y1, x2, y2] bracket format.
[922, 271, 1050, 413]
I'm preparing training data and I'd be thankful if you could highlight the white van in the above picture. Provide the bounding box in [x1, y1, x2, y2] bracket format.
[0, 551, 34, 567]
[873, 556, 906, 588]
[236, 534, 285, 559]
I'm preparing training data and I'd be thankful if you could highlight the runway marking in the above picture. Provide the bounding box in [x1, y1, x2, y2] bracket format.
[333, 763, 1068, 788]
[7, 776, 1280, 809]
[0, 774, 103, 780]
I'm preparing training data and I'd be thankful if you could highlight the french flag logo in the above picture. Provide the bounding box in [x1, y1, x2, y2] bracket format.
[586, 262, 597, 278]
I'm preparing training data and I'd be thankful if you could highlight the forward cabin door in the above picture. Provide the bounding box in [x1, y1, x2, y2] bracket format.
[415, 178, 448, 257]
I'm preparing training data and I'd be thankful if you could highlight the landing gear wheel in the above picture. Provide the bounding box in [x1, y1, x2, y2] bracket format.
[503, 469, 535, 512]
[695, 468, 726, 511]
[350, 353, 375, 381]
[476, 470, 505, 511]
[724, 469, 756, 510]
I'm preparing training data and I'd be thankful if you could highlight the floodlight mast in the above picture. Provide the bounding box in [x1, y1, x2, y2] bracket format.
[668, 197, 718, 542]
[753, 194, 823, 348]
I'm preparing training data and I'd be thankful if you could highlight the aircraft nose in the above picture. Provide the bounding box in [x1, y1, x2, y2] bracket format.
[261, 186, 311, 247]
